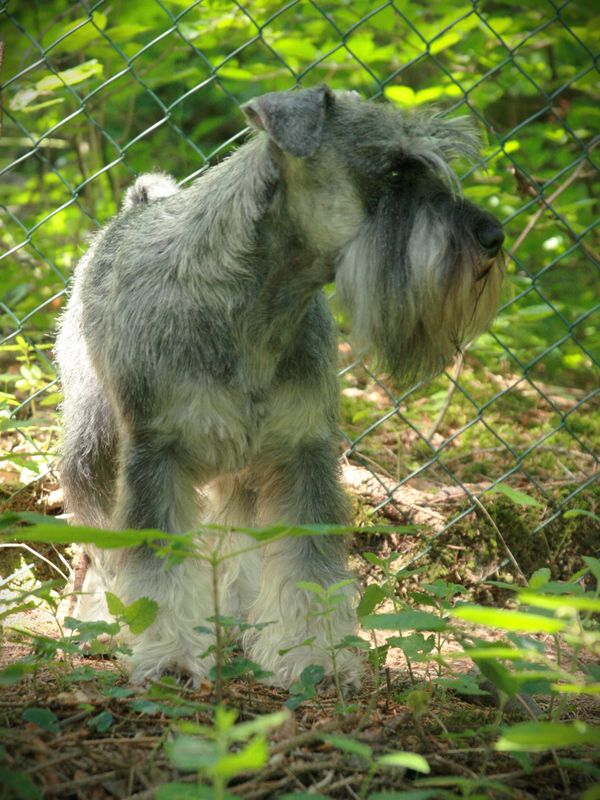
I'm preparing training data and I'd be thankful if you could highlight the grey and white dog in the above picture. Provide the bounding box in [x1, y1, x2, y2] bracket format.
[56, 85, 504, 688]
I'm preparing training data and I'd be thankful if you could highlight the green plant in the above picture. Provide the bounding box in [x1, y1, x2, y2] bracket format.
[291, 578, 370, 707]
[162, 706, 290, 800]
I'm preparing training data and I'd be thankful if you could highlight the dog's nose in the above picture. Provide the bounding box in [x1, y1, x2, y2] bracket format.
[476, 222, 505, 257]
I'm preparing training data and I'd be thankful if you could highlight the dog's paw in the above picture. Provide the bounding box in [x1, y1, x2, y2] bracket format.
[126, 632, 212, 688]
[248, 634, 364, 691]
[129, 653, 208, 688]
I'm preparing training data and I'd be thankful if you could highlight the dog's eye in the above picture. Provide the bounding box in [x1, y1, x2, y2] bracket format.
[387, 157, 416, 181]
[386, 166, 405, 183]
[388, 157, 421, 180]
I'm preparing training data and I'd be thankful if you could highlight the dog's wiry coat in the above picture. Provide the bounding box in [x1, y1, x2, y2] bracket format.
[56, 86, 504, 687]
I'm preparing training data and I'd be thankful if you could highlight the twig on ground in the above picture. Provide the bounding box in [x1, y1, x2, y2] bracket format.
[471, 494, 528, 585]
[43, 770, 121, 795]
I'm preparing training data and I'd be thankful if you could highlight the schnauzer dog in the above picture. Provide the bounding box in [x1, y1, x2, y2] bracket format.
[56, 85, 504, 687]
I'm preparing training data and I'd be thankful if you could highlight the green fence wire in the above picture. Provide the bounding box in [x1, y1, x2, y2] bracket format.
[1, 0, 598, 566]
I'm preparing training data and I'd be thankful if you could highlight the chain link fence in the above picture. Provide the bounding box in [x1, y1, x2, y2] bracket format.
[1, 1, 598, 573]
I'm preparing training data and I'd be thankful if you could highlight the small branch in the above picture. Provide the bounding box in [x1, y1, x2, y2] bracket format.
[427, 353, 464, 442]
[44, 770, 121, 795]
[471, 495, 528, 585]
[212, 557, 223, 705]
[0, 543, 69, 582]
[510, 142, 600, 260]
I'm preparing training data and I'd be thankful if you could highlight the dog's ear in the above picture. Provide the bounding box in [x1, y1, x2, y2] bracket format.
[242, 85, 333, 158]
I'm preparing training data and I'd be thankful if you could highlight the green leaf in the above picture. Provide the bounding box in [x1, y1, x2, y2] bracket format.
[130, 699, 162, 714]
[122, 596, 159, 634]
[64, 617, 120, 639]
[229, 710, 290, 741]
[518, 592, 600, 613]
[0, 660, 36, 685]
[484, 483, 542, 507]
[456, 645, 541, 662]
[296, 580, 326, 597]
[272, 38, 318, 60]
[335, 634, 370, 651]
[43, 12, 107, 53]
[0, 512, 176, 549]
[583, 556, 600, 584]
[22, 707, 60, 733]
[376, 752, 430, 773]
[215, 706, 239, 731]
[361, 611, 446, 632]
[385, 86, 416, 107]
[452, 605, 567, 633]
[528, 568, 551, 590]
[216, 656, 272, 681]
[357, 584, 386, 617]
[421, 580, 468, 599]
[325, 578, 355, 596]
[415, 84, 463, 104]
[37, 59, 104, 92]
[106, 23, 151, 41]
[213, 736, 269, 778]
[563, 509, 600, 521]
[278, 637, 315, 656]
[0, 601, 36, 622]
[10, 57, 104, 111]
[105, 686, 135, 699]
[236, 522, 390, 543]
[551, 683, 600, 695]
[387, 633, 435, 661]
[285, 665, 324, 710]
[496, 722, 600, 753]
[300, 664, 325, 686]
[156, 783, 217, 800]
[579, 784, 600, 800]
[89, 710, 113, 732]
[474, 659, 520, 697]
[0, 768, 43, 800]
[0, 418, 49, 432]
[105, 592, 125, 617]
[429, 30, 461, 54]
[320, 734, 372, 760]
[167, 736, 219, 772]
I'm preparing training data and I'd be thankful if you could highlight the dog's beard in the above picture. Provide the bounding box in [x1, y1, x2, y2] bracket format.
[335, 200, 504, 386]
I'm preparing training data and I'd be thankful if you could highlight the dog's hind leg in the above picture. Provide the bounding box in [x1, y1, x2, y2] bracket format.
[57, 303, 120, 622]
[60, 388, 117, 530]
[60, 394, 119, 623]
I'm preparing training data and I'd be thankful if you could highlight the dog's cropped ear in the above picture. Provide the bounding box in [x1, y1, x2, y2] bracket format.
[242, 85, 333, 158]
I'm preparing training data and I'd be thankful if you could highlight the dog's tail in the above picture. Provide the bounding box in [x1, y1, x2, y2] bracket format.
[122, 172, 178, 210]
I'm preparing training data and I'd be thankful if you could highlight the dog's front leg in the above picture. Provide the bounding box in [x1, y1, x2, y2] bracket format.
[109, 433, 216, 684]
[244, 437, 362, 689]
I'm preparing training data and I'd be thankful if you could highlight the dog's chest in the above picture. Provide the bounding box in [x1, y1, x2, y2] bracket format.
[176, 371, 325, 476]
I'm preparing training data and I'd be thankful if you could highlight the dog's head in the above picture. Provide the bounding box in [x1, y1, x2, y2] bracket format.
[243, 85, 504, 384]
